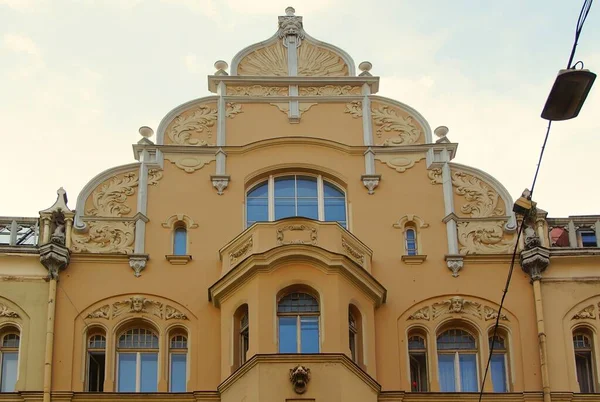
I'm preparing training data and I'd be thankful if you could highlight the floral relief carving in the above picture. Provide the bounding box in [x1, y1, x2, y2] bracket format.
[237, 42, 288, 76]
[0, 303, 20, 318]
[227, 85, 288, 96]
[341, 237, 365, 265]
[484, 306, 509, 321]
[297, 42, 348, 76]
[86, 305, 110, 319]
[167, 103, 241, 146]
[457, 221, 514, 255]
[452, 171, 504, 218]
[371, 105, 422, 145]
[85, 296, 189, 321]
[71, 221, 135, 254]
[407, 306, 430, 321]
[299, 85, 361, 96]
[433, 296, 482, 320]
[375, 153, 425, 173]
[344, 101, 362, 118]
[428, 169, 443, 184]
[229, 237, 253, 264]
[572, 305, 596, 320]
[276, 225, 318, 245]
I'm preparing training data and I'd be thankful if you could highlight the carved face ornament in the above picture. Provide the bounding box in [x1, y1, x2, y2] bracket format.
[131, 296, 145, 312]
[450, 297, 464, 313]
[289, 365, 311, 394]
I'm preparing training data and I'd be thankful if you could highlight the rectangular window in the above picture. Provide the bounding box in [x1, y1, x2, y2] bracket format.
[279, 317, 297, 353]
[575, 351, 594, 393]
[581, 231, 597, 248]
[459, 354, 478, 392]
[87, 352, 105, 392]
[117, 353, 136, 392]
[140, 353, 158, 392]
[491, 354, 507, 392]
[438, 354, 456, 392]
[170, 354, 187, 392]
[300, 316, 319, 353]
[409, 353, 428, 391]
[1, 352, 18, 392]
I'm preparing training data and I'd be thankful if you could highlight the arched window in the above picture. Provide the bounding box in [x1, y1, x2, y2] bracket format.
[169, 333, 187, 392]
[405, 228, 417, 256]
[348, 305, 363, 366]
[437, 328, 478, 392]
[489, 334, 509, 392]
[117, 328, 159, 392]
[573, 330, 596, 393]
[278, 292, 320, 353]
[86, 332, 106, 392]
[408, 331, 428, 391]
[233, 304, 249, 370]
[246, 175, 347, 228]
[173, 226, 187, 256]
[0, 328, 19, 392]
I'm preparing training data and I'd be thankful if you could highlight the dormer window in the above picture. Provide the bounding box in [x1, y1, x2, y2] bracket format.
[246, 174, 347, 228]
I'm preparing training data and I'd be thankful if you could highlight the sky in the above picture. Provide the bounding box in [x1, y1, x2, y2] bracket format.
[1, 0, 598, 217]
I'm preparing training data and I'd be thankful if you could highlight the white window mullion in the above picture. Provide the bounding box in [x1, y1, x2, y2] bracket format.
[297, 315, 301, 353]
[454, 352, 460, 391]
[136, 353, 141, 392]
[294, 176, 298, 216]
[317, 175, 324, 220]
[268, 175, 275, 221]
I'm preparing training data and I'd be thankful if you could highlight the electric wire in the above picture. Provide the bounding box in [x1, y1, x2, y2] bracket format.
[477, 0, 593, 397]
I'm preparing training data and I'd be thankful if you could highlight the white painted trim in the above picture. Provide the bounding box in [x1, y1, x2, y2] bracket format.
[449, 162, 517, 231]
[216, 83, 226, 147]
[369, 95, 433, 144]
[74, 163, 140, 231]
[155, 96, 219, 145]
[442, 163, 459, 255]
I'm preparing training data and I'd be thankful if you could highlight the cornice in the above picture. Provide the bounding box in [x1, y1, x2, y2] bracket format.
[463, 254, 515, 264]
[218, 353, 381, 394]
[209, 244, 386, 308]
[0, 247, 39, 255]
[70, 253, 130, 264]
[208, 75, 380, 93]
[549, 248, 600, 257]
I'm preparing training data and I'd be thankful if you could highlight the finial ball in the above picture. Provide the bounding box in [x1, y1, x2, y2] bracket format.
[285, 6, 295, 16]
[214, 60, 228, 71]
[434, 126, 449, 138]
[359, 61, 372, 72]
[139, 126, 154, 138]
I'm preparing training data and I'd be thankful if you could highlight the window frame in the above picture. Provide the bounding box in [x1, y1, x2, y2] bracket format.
[579, 230, 598, 248]
[86, 332, 106, 392]
[172, 224, 188, 256]
[405, 227, 418, 256]
[573, 330, 596, 393]
[240, 313, 249, 365]
[488, 334, 510, 392]
[168, 333, 188, 392]
[245, 174, 348, 229]
[277, 291, 321, 354]
[0, 330, 20, 393]
[116, 328, 159, 393]
[408, 332, 429, 392]
[436, 328, 480, 392]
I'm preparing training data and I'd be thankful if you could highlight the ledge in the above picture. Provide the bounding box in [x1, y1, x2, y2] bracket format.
[166, 255, 192, 265]
[401, 255, 427, 265]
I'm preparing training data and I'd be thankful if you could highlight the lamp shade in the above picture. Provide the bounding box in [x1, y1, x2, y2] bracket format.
[541, 69, 596, 121]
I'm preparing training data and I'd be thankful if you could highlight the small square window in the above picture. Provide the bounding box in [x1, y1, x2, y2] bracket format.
[581, 231, 597, 248]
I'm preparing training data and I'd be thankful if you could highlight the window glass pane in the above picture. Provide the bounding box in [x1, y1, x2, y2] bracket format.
[274, 198, 295, 220]
[491, 354, 507, 392]
[581, 232, 597, 247]
[296, 177, 317, 197]
[0, 352, 18, 392]
[170, 354, 187, 392]
[324, 199, 346, 222]
[119, 329, 158, 349]
[438, 354, 456, 392]
[297, 198, 318, 220]
[117, 353, 136, 392]
[247, 198, 268, 226]
[459, 354, 478, 392]
[437, 329, 476, 350]
[274, 177, 295, 197]
[247, 183, 268, 198]
[174, 228, 186, 255]
[408, 336, 426, 350]
[279, 317, 297, 353]
[278, 293, 319, 313]
[300, 316, 319, 353]
[574, 334, 592, 349]
[89, 335, 106, 349]
[140, 353, 158, 392]
[489, 336, 506, 351]
[323, 182, 344, 197]
[2, 334, 19, 348]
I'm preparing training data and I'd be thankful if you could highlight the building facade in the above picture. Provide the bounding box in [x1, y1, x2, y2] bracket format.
[1, 8, 600, 402]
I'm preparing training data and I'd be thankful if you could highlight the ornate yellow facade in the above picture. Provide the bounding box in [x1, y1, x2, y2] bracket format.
[1, 7, 599, 402]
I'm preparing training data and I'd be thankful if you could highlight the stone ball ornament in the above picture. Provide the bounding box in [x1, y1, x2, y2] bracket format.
[358, 61, 372, 73]
[138, 126, 154, 138]
[214, 60, 228, 71]
[289, 365, 311, 394]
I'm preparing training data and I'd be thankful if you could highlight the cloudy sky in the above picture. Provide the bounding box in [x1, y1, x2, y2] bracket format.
[1, 0, 598, 217]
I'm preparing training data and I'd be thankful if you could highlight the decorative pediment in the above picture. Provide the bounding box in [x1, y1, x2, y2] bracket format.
[85, 296, 188, 321]
[406, 296, 509, 322]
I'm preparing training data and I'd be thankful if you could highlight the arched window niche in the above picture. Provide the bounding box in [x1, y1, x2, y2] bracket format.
[277, 286, 320, 354]
[348, 304, 364, 367]
[0, 325, 20, 393]
[393, 214, 428, 264]
[232, 304, 250, 371]
[162, 214, 198, 265]
[573, 326, 597, 393]
[246, 173, 347, 229]
[407, 327, 429, 392]
[436, 323, 480, 392]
